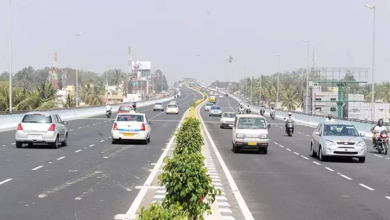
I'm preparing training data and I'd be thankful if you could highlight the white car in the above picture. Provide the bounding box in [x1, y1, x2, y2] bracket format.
[111, 113, 152, 144]
[166, 104, 179, 114]
[170, 101, 178, 105]
[232, 114, 271, 154]
[154, 102, 164, 111]
[220, 112, 236, 129]
[205, 103, 214, 111]
[219, 94, 223, 98]
[209, 106, 222, 116]
[15, 112, 69, 149]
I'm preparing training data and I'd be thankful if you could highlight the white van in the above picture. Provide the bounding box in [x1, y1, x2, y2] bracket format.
[232, 114, 270, 154]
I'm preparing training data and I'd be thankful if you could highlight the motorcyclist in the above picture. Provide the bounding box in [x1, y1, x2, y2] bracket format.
[325, 114, 335, 122]
[270, 107, 275, 116]
[132, 102, 137, 111]
[246, 105, 251, 114]
[371, 119, 389, 148]
[106, 104, 112, 115]
[284, 112, 295, 133]
[260, 106, 265, 115]
[238, 105, 245, 114]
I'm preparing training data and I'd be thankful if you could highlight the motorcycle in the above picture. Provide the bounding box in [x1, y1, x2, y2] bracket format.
[270, 112, 275, 120]
[246, 109, 252, 114]
[106, 110, 111, 118]
[285, 119, 294, 136]
[375, 130, 389, 155]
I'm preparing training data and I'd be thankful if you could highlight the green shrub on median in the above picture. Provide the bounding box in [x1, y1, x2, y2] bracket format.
[174, 117, 203, 155]
[159, 151, 219, 220]
[137, 203, 187, 220]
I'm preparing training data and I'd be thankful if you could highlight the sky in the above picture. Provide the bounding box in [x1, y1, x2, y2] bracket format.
[0, 0, 390, 84]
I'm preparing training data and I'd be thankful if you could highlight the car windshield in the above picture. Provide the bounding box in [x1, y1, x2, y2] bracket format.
[238, 117, 266, 129]
[168, 105, 177, 108]
[116, 115, 144, 122]
[119, 106, 132, 111]
[22, 114, 52, 123]
[211, 106, 221, 110]
[155, 103, 162, 106]
[223, 113, 236, 118]
[206, 103, 213, 106]
[323, 124, 359, 137]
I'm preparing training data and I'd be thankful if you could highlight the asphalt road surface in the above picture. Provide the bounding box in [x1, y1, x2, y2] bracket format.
[200, 93, 390, 220]
[0, 87, 202, 220]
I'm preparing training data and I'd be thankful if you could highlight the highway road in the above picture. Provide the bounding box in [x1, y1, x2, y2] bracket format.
[0, 87, 201, 220]
[200, 93, 390, 220]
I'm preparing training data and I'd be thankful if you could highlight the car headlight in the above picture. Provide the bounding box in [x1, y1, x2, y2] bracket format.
[236, 134, 245, 139]
[356, 141, 366, 147]
[324, 140, 336, 146]
[259, 134, 267, 139]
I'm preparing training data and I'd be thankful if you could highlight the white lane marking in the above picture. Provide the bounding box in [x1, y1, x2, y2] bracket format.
[325, 167, 334, 172]
[301, 156, 309, 160]
[2, 145, 5, 147]
[86, 125, 90, 127]
[69, 129, 74, 132]
[337, 173, 353, 180]
[359, 184, 375, 191]
[385, 196, 390, 200]
[32, 166, 43, 171]
[293, 152, 300, 155]
[124, 108, 189, 217]
[100, 140, 105, 143]
[89, 144, 94, 147]
[298, 132, 303, 134]
[0, 178, 12, 185]
[286, 148, 291, 151]
[312, 161, 321, 165]
[387, 158, 390, 160]
[75, 149, 82, 153]
[78, 127, 82, 129]
[274, 142, 278, 145]
[279, 145, 285, 148]
[374, 154, 383, 158]
[57, 156, 66, 161]
[198, 103, 255, 220]
[11, 143, 15, 145]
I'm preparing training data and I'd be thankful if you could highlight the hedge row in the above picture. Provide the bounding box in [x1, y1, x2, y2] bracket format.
[137, 89, 218, 220]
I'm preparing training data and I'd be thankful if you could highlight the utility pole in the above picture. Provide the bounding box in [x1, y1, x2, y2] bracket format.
[365, 4, 376, 121]
[251, 76, 253, 104]
[9, 0, 13, 112]
[276, 54, 280, 108]
[303, 39, 310, 114]
[259, 74, 262, 106]
[75, 32, 82, 107]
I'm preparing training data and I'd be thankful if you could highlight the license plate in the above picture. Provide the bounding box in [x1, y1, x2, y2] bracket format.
[123, 133, 136, 137]
[248, 142, 257, 146]
[28, 135, 42, 139]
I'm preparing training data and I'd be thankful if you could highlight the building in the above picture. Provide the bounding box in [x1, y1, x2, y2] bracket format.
[65, 85, 75, 96]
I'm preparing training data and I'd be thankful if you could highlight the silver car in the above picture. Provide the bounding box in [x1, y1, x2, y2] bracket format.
[205, 103, 214, 111]
[220, 112, 236, 129]
[310, 122, 366, 163]
[153, 102, 164, 111]
[209, 106, 222, 117]
[15, 112, 69, 149]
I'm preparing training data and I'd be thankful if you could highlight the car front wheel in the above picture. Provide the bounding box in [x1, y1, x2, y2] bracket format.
[318, 147, 326, 161]
[51, 136, 59, 149]
[16, 142, 23, 148]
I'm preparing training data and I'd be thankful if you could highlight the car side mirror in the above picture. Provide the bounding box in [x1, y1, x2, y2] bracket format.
[267, 124, 271, 129]
[315, 131, 320, 136]
[63, 121, 68, 125]
[360, 133, 365, 137]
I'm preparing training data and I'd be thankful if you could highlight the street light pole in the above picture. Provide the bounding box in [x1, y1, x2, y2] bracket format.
[9, 0, 13, 112]
[251, 76, 253, 104]
[225, 56, 233, 93]
[75, 32, 82, 107]
[303, 39, 310, 114]
[365, 4, 376, 121]
[276, 54, 280, 107]
[259, 74, 262, 105]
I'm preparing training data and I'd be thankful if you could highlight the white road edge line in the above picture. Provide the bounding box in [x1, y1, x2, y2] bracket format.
[312, 161, 321, 165]
[286, 148, 291, 151]
[279, 145, 285, 148]
[301, 155, 309, 160]
[0, 178, 12, 185]
[337, 173, 353, 180]
[359, 183, 375, 191]
[124, 108, 189, 218]
[32, 166, 43, 171]
[198, 102, 255, 220]
[385, 196, 390, 200]
[57, 156, 66, 161]
[293, 152, 299, 155]
[75, 149, 82, 153]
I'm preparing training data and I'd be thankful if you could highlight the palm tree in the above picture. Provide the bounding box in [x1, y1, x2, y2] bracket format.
[15, 82, 58, 110]
[80, 84, 103, 106]
[63, 94, 76, 108]
[111, 70, 124, 93]
[281, 88, 300, 111]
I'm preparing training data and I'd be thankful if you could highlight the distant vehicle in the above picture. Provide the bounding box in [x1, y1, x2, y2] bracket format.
[209, 96, 216, 103]
[153, 103, 164, 111]
[225, 94, 228, 96]
[210, 91, 214, 95]
[311, 122, 366, 163]
[15, 112, 69, 149]
[219, 94, 223, 98]
[205, 103, 214, 111]
[111, 113, 152, 144]
[232, 114, 270, 154]
[170, 101, 178, 106]
[220, 112, 236, 129]
[118, 105, 135, 114]
[166, 104, 179, 114]
[209, 106, 222, 117]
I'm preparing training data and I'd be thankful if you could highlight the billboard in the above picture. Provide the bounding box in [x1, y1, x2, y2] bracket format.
[132, 61, 151, 70]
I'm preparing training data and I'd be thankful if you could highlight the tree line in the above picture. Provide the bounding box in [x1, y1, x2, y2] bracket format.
[0, 66, 169, 112]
